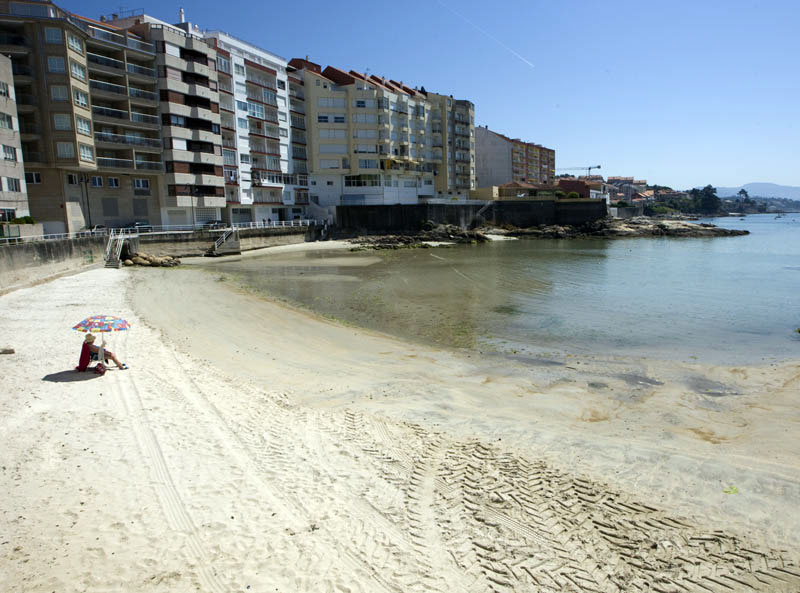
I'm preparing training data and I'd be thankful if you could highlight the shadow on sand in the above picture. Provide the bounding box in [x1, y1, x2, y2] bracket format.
[42, 369, 104, 383]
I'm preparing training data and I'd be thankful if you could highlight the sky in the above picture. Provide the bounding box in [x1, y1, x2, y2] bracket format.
[64, 0, 800, 190]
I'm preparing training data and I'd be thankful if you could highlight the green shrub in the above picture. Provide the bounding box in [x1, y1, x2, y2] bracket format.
[555, 190, 565, 198]
[566, 191, 580, 199]
[10, 216, 35, 224]
[614, 201, 629, 208]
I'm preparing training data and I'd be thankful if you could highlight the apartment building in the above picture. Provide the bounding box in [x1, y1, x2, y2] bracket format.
[287, 58, 475, 220]
[0, 53, 28, 220]
[204, 31, 308, 224]
[475, 126, 555, 188]
[110, 11, 224, 227]
[0, 1, 165, 232]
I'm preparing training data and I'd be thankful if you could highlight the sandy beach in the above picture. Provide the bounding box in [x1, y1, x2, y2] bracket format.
[2, 242, 799, 592]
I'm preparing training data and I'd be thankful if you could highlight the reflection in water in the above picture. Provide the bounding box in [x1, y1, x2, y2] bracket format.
[201, 215, 799, 364]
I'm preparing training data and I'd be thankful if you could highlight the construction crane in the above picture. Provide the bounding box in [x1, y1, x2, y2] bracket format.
[556, 165, 602, 177]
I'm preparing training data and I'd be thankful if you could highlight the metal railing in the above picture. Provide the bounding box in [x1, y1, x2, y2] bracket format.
[0, 33, 28, 46]
[95, 131, 161, 147]
[130, 112, 159, 124]
[11, 63, 32, 76]
[97, 157, 134, 169]
[135, 160, 163, 170]
[90, 79, 126, 95]
[126, 62, 155, 77]
[1, 228, 108, 246]
[87, 26, 154, 54]
[92, 105, 128, 119]
[129, 87, 156, 101]
[88, 52, 123, 70]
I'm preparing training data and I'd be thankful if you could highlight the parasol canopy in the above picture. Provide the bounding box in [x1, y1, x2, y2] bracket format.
[72, 315, 131, 333]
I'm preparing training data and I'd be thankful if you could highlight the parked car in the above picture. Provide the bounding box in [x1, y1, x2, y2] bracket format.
[202, 220, 227, 230]
[125, 221, 153, 233]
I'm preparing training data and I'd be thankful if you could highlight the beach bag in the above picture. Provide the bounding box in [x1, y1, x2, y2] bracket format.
[94, 362, 106, 375]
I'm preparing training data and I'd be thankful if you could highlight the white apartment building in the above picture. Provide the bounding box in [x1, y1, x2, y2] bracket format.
[205, 31, 308, 224]
[287, 58, 475, 222]
[0, 53, 28, 221]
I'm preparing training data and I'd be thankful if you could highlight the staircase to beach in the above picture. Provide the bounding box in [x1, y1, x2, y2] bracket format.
[204, 228, 241, 256]
[104, 230, 130, 268]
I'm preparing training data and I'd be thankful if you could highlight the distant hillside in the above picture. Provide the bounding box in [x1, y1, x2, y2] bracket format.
[715, 183, 800, 199]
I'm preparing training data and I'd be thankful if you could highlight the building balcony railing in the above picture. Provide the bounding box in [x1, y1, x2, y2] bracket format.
[97, 157, 134, 169]
[95, 131, 161, 148]
[135, 160, 163, 171]
[127, 62, 155, 78]
[16, 94, 37, 106]
[90, 79, 126, 95]
[129, 87, 156, 101]
[93, 105, 128, 119]
[87, 26, 154, 54]
[22, 150, 43, 162]
[0, 33, 28, 47]
[19, 122, 40, 134]
[11, 63, 32, 76]
[87, 52, 124, 71]
[131, 112, 159, 124]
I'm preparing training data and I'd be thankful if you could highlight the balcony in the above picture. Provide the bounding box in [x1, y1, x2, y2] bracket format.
[16, 94, 37, 111]
[127, 62, 156, 78]
[93, 105, 128, 120]
[22, 150, 43, 163]
[129, 87, 157, 102]
[97, 157, 134, 170]
[90, 79, 127, 96]
[11, 63, 32, 78]
[130, 112, 159, 125]
[0, 33, 29, 53]
[95, 131, 161, 149]
[135, 160, 163, 171]
[87, 26, 154, 54]
[87, 52, 124, 74]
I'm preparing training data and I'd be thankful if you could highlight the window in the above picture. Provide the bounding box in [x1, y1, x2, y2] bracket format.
[355, 144, 377, 154]
[317, 97, 345, 108]
[334, 114, 346, 124]
[67, 173, 78, 185]
[320, 159, 340, 169]
[51, 85, 68, 101]
[319, 128, 346, 139]
[0, 114, 11, 129]
[234, 63, 245, 76]
[47, 56, 65, 73]
[0, 82, 8, 97]
[353, 129, 377, 139]
[217, 56, 231, 74]
[53, 113, 72, 130]
[279, 128, 288, 137]
[240, 154, 250, 164]
[319, 144, 347, 154]
[247, 101, 265, 119]
[277, 80, 285, 90]
[354, 99, 376, 108]
[237, 117, 247, 129]
[56, 142, 74, 158]
[134, 178, 150, 190]
[25, 172, 41, 184]
[353, 113, 377, 124]
[70, 61, 86, 81]
[278, 111, 287, 122]
[67, 34, 82, 53]
[108, 177, 120, 188]
[317, 114, 329, 123]
[3, 145, 16, 161]
[5, 177, 20, 192]
[72, 89, 88, 107]
[76, 116, 91, 136]
[90, 176, 102, 187]
[358, 159, 378, 169]
[223, 149, 236, 166]
[45, 27, 62, 44]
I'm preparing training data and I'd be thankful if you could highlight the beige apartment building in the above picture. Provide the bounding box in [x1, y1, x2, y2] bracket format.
[287, 58, 474, 220]
[475, 126, 555, 188]
[0, 53, 28, 220]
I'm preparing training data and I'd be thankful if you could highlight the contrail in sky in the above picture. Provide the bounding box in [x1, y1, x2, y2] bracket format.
[435, 0, 536, 70]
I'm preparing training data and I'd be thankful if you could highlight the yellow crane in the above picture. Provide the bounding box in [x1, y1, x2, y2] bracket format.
[556, 165, 602, 177]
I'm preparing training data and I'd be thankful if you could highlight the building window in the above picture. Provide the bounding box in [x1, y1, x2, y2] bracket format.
[134, 178, 150, 191]
[278, 111, 287, 122]
[240, 154, 250, 164]
[0, 114, 11, 129]
[358, 159, 378, 169]
[67, 33, 82, 53]
[50, 85, 68, 101]
[73, 89, 88, 107]
[333, 114, 346, 123]
[47, 56, 65, 73]
[3, 145, 16, 161]
[317, 114, 329, 123]
[108, 177, 120, 188]
[234, 63, 245, 76]
[279, 128, 288, 137]
[277, 80, 285, 90]
[70, 60, 86, 81]
[53, 113, 72, 130]
[319, 144, 347, 154]
[25, 172, 41, 184]
[66, 173, 78, 185]
[0, 82, 8, 97]
[45, 27, 62, 44]
[4, 177, 20, 191]
[76, 116, 91, 136]
[79, 144, 93, 162]
[57, 142, 74, 158]
[90, 176, 102, 187]
[320, 159, 340, 169]
[237, 117, 247, 129]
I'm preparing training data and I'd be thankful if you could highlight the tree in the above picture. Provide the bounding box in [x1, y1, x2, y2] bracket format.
[555, 190, 565, 198]
[566, 191, 580, 199]
[697, 185, 721, 214]
[737, 188, 749, 200]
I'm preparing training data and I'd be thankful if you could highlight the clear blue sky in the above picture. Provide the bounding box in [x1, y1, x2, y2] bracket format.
[65, 0, 799, 190]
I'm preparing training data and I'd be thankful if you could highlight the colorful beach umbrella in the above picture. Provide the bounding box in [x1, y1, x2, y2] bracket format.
[72, 315, 131, 333]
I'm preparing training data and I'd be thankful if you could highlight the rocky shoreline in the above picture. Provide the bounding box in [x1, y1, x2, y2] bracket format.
[348, 217, 748, 249]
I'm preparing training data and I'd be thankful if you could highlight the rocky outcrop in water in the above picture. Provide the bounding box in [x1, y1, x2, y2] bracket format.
[498, 217, 749, 239]
[350, 224, 489, 250]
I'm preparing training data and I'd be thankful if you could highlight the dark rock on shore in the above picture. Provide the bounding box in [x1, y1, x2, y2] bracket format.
[350, 224, 489, 250]
[496, 217, 748, 239]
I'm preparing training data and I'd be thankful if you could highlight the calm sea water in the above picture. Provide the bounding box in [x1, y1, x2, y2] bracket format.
[211, 214, 800, 364]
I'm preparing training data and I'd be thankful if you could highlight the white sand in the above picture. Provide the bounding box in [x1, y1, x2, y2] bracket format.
[2, 254, 799, 592]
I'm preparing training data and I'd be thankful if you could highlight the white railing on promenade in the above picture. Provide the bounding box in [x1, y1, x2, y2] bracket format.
[1, 220, 318, 246]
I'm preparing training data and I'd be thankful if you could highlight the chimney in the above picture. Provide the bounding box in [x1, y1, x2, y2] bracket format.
[111, 13, 118, 19]
[305, 54, 309, 61]
[100, 15, 106, 22]
[179, 7, 185, 23]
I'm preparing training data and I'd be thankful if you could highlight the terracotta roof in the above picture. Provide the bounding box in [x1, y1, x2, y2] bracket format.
[71, 13, 121, 29]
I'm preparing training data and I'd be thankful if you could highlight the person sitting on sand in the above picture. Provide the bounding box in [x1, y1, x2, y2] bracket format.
[77, 334, 127, 370]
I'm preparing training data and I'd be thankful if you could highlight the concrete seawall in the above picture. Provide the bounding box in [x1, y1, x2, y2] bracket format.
[337, 199, 607, 232]
[0, 237, 107, 294]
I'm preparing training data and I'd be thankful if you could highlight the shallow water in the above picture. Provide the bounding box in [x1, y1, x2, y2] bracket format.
[206, 214, 800, 364]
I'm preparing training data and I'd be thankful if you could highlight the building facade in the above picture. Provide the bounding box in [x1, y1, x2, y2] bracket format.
[287, 58, 474, 221]
[475, 125, 555, 188]
[0, 53, 28, 220]
[205, 31, 308, 224]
